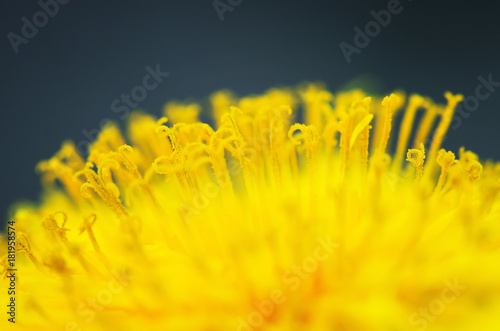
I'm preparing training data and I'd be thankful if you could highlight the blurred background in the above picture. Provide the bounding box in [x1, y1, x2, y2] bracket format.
[1, 0, 499, 228]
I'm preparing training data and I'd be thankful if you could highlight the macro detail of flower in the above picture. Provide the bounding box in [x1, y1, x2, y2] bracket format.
[2, 83, 500, 330]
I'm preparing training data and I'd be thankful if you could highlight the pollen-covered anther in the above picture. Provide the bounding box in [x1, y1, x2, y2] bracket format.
[270, 105, 292, 130]
[0, 255, 9, 279]
[78, 213, 96, 235]
[465, 160, 483, 182]
[219, 106, 254, 187]
[288, 124, 320, 159]
[406, 143, 426, 180]
[75, 162, 129, 218]
[456, 147, 484, 182]
[435, 149, 457, 192]
[42, 212, 70, 241]
[376, 93, 403, 155]
[437, 149, 456, 168]
[152, 155, 174, 175]
[15, 232, 41, 269]
[108, 145, 140, 176]
[42, 212, 102, 274]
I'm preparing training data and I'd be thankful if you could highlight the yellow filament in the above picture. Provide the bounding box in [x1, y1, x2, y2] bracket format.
[210, 90, 236, 128]
[75, 163, 129, 218]
[270, 105, 293, 185]
[299, 83, 334, 132]
[413, 102, 439, 148]
[406, 143, 426, 181]
[426, 92, 464, 175]
[16, 232, 41, 269]
[340, 97, 373, 174]
[288, 124, 320, 164]
[42, 212, 98, 275]
[435, 149, 456, 192]
[393, 94, 426, 170]
[377, 93, 401, 155]
[221, 107, 253, 188]
[79, 214, 111, 268]
[349, 113, 373, 150]
[36, 141, 86, 201]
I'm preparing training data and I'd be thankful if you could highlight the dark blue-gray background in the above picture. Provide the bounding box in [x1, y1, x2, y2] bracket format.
[1, 0, 499, 228]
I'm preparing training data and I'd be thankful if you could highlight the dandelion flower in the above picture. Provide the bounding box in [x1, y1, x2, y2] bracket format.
[2, 84, 500, 331]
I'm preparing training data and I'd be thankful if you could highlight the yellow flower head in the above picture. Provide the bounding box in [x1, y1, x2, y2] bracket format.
[2, 84, 500, 331]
